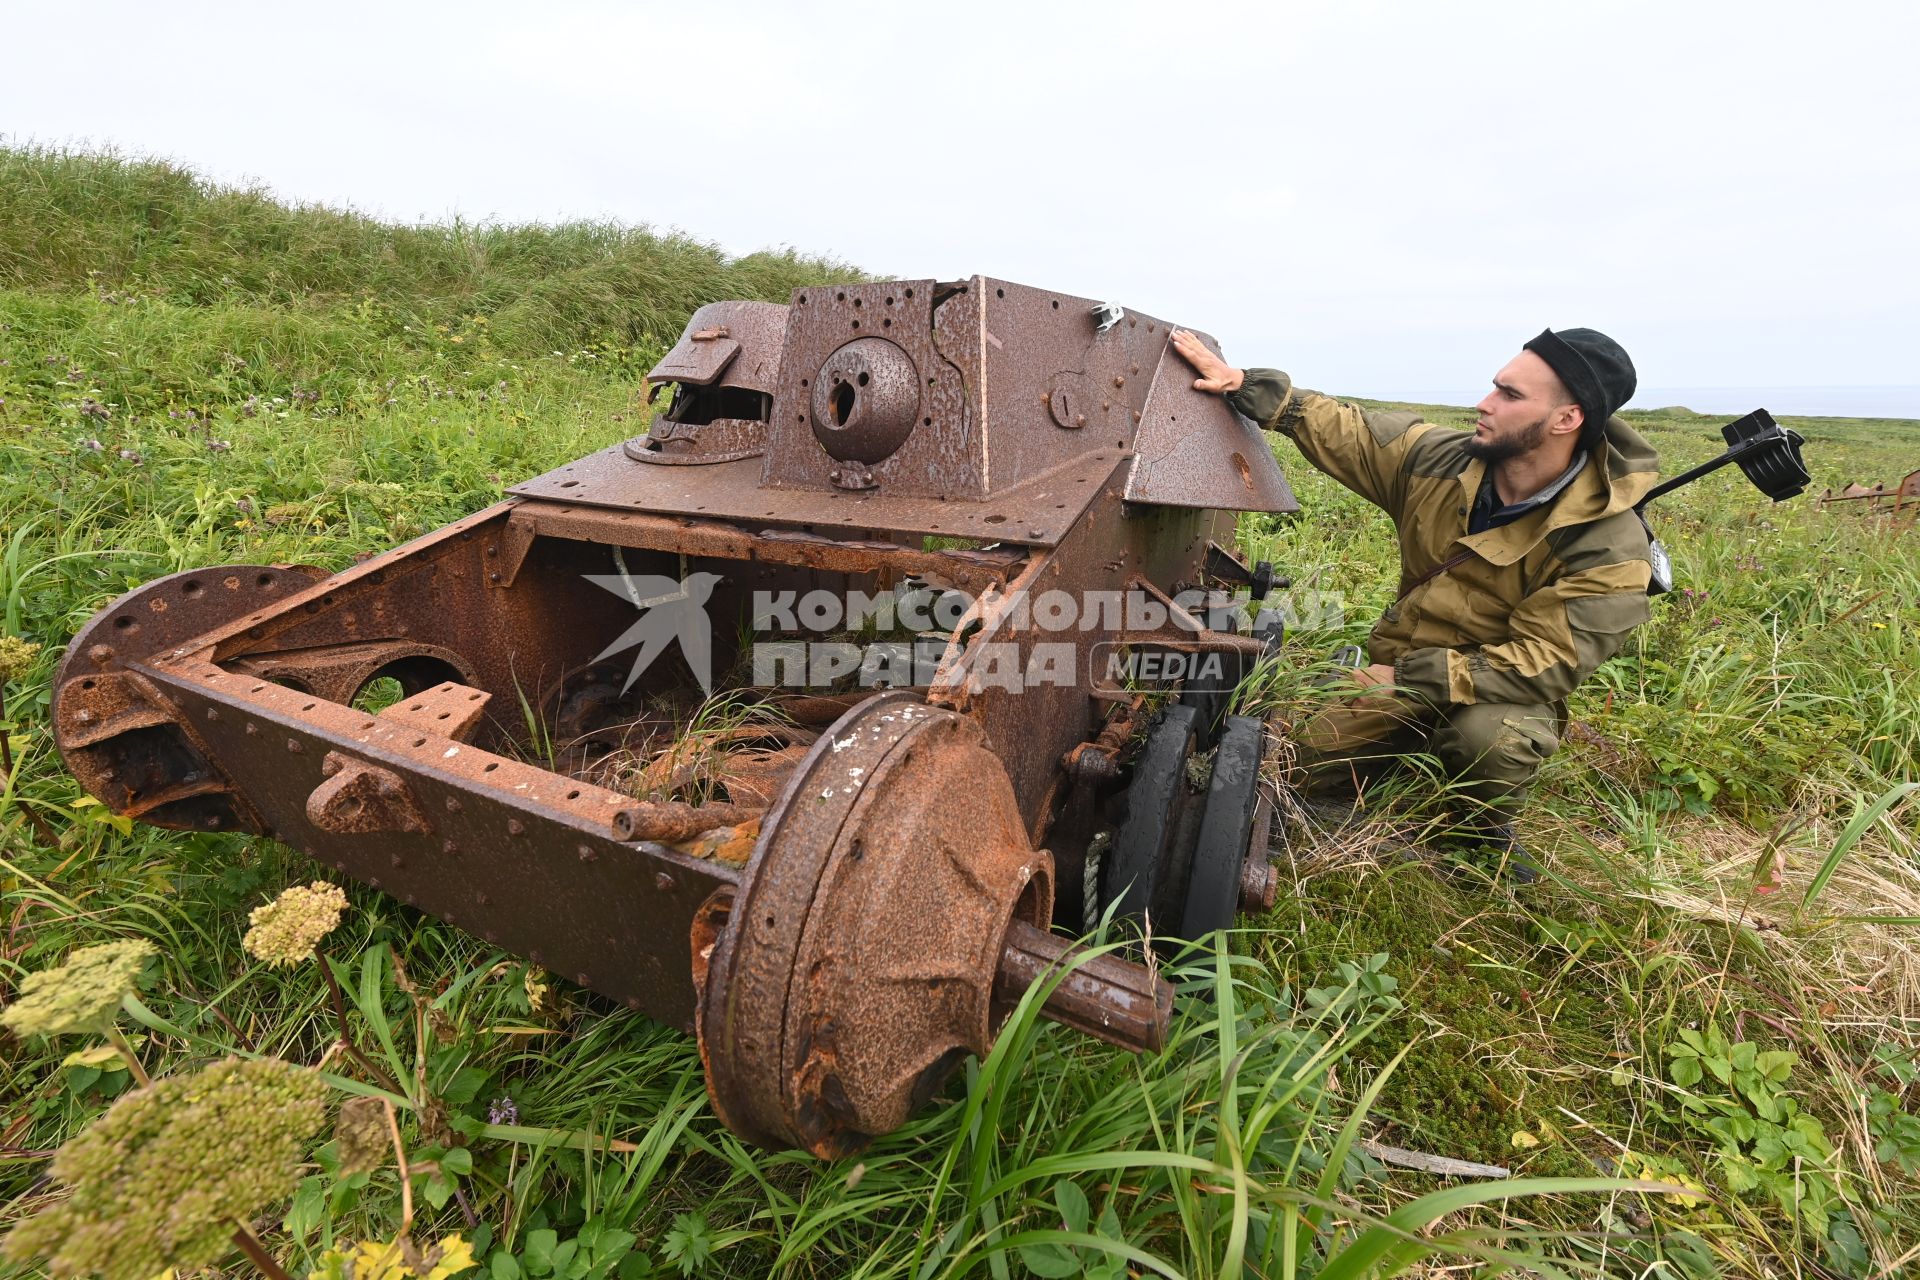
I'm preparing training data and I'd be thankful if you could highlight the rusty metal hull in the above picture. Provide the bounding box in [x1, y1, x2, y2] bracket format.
[54, 274, 1298, 1154]
[516, 276, 1295, 541]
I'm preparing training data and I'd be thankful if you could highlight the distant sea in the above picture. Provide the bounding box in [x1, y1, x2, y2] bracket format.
[1408, 386, 1920, 420]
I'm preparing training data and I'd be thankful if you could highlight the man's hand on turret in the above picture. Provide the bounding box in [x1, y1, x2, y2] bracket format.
[1170, 330, 1245, 395]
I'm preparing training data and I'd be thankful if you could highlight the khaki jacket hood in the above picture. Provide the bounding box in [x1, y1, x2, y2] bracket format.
[1453, 416, 1661, 567]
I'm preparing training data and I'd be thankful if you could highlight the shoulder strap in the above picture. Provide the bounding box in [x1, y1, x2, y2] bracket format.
[1397, 548, 1476, 603]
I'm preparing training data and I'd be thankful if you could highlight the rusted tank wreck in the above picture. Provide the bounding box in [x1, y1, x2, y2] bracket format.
[53, 276, 1302, 1156]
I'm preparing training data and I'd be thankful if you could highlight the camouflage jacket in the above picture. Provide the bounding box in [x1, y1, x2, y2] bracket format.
[1227, 370, 1660, 710]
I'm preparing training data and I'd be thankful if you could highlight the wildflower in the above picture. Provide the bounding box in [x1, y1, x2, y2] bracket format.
[0, 635, 43, 681]
[335, 1096, 390, 1174]
[116, 449, 142, 465]
[524, 968, 549, 1013]
[239, 396, 259, 418]
[242, 882, 348, 967]
[79, 437, 103, 451]
[0, 1056, 327, 1280]
[308, 1233, 476, 1280]
[207, 439, 231, 452]
[1, 939, 153, 1040]
[488, 1096, 518, 1126]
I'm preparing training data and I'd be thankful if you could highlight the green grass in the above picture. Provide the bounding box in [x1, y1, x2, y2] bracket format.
[0, 146, 861, 361]
[1235, 399, 1920, 1274]
[5, 148, 1920, 1279]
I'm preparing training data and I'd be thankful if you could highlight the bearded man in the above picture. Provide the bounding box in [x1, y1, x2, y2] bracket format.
[1170, 327, 1659, 882]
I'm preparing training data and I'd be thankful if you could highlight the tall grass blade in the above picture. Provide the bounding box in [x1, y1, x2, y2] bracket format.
[1801, 780, 1919, 910]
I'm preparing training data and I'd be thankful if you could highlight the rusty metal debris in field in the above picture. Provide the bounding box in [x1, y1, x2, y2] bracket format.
[54, 276, 1301, 1155]
[1818, 468, 1920, 527]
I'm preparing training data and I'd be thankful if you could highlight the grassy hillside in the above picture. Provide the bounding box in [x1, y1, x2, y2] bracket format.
[3, 149, 1920, 1279]
[0, 147, 861, 361]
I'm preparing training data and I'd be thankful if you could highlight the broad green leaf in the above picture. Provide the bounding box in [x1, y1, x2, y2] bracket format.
[525, 1228, 558, 1277]
[592, 1231, 635, 1264]
[1015, 1243, 1080, 1278]
[285, 1175, 325, 1240]
[441, 1065, 490, 1106]
[1053, 1179, 1089, 1235]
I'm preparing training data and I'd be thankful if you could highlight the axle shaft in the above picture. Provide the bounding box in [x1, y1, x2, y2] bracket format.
[995, 919, 1172, 1053]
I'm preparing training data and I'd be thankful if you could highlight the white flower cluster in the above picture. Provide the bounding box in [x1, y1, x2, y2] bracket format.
[1, 939, 154, 1039]
[2, 1056, 328, 1280]
[243, 882, 349, 966]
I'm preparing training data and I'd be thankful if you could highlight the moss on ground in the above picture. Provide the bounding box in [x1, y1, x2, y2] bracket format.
[1264, 864, 1658, 1177]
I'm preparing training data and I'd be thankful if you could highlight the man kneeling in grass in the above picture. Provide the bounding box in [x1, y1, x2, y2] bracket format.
[1171, 327, 1658, 883]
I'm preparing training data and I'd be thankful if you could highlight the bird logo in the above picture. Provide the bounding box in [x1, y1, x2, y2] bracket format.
[582, 569, 724, 696]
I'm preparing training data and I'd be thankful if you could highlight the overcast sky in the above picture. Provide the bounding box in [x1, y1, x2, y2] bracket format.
[5, 0, 1916, 415]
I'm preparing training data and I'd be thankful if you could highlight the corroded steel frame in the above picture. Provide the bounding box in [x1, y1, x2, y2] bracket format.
[55, 274, 1296, 1153]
